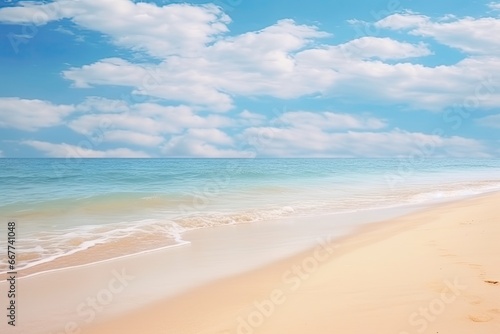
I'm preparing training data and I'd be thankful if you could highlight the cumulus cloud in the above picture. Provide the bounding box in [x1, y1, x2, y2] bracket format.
[183, 128, 234, 145]
[102, 130, 164, 147]
[235, 110, 490, 157]
[69, 101, 234, 147]
[241, 127, 489, 158]
[278, 111, 387, 130]
[76, 96, 130, 113]
[0, 97, 75, 131]
[0, 1, 66, 25]
[1, 1, 499, 157]
[71, 102, 232, 135]
[158, 126, 247, 157]
[158, 111, 389, 158]
[60, 12, 499, 113]
[3, 2, 500, 115]
[62, 19, 332, 111]
[337, 37, 431, 60]
[161, 139, 250, 157]
[0, 0, 230, 58]
[63, 58, 235, 111]
[6, 99, 492, 158]
[375, 13, 500, 55]
[4, 97, 240, 156]
[22, 140, 150, 158]
[296, 51, 500, 111]
[375, 12, 430, 30]
[4, 1, 480, 113]
[61, 27, 436, 112]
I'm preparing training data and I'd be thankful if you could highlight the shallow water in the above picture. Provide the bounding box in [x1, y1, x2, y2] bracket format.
[1, 158, 499, 273]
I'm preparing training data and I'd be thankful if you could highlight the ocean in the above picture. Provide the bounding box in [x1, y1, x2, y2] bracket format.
[1, 158, 499, 275]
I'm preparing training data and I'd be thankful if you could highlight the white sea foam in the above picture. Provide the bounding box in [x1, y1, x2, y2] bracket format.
[0, 219, 190, 275]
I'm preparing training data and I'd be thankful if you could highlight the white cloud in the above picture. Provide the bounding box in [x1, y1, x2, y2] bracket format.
[76, 96, 130, 113]
[63, 57, 235, 112]
[10, 1, 482, 113]
[1, 1, 499, 158]
[161, 138, 251, 157]
[5, 98, 491, 158]
[241, 127, 489, 158]
[68, 101, 235, 148]
[62, 19, 332, 111]
[238, 110, 266, 126]
[278, 111, 387, 130]
[0, 98, 75, 131]
[0, 150, 3, 157]
[476, 113, 500, 128]
[0, 0, 230, 58]
[103, 130, 164, 147]
[337, 37, 431, 60]
[375, 13, 500, 55]
[22, 140, 149, 158]
[159, 126, 248, 157]
[295, 50, 500, 111]
[240, 110, 265, 120]
[61, 14, 496, 113]
[184, 128, 234, 145]
[0, 1, 66, 25]
[375, 12, 430, 29]
[488, 2, 500, 11]
[77, 102, 230, 132]
[161, 134, 249, 158]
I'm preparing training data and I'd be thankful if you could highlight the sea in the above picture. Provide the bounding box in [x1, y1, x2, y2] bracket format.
[1, 158, 499, 275]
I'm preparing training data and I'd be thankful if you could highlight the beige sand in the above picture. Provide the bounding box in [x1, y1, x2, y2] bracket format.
[82, 192, 500, 334]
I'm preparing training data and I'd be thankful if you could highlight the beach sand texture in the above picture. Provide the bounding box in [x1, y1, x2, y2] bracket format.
[1, 192, 499, 334]
[81, 192, 500, 334]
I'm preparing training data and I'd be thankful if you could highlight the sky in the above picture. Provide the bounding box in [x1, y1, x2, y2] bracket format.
[0, 0, 499, 158]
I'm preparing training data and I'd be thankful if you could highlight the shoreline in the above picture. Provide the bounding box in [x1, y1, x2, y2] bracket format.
[1, 192, 499, 333]
[2, 189, 492, 281]
[83, 191, 500, 334]
[1, 199, 423, 281]
[1, 195, 416, 334]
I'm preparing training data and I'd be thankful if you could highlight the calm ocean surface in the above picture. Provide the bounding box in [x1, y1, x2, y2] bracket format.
[1, 158, 499, 273]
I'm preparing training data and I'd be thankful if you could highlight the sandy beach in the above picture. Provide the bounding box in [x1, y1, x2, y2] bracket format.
[1, 192, 499, 334]
[77, 192, 500, 334]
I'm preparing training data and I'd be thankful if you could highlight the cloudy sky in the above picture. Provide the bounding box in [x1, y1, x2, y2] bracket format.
[0, 0, 499, 158]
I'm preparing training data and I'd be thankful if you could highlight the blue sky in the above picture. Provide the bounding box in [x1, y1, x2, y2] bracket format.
[0, 0, 499, 157]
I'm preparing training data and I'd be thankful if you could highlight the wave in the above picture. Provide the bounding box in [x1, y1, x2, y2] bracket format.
[1, 177, 499, 275]
[406, 180, 500, 204]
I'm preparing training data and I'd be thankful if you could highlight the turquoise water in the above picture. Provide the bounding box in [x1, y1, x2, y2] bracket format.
[1, 158, 500, 272]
